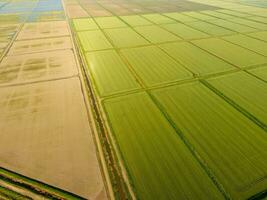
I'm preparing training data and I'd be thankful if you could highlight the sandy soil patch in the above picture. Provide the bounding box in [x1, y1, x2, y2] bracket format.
[0, 49, 78, 86]
[8, 36, 72, 55]
[0, 77, 107, 200]
[17, 21, 69, 40]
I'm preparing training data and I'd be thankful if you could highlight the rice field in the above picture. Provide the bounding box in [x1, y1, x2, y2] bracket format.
[0, 0, 267, 199]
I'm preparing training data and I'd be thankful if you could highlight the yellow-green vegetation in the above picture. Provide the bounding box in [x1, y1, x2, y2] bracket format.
[206, 72, 267, 125]
[121, 46, 192, 86]
[193, 38, 267, 67]
[200, 10, 234, 19]
[161, 23, 209, 39]
[104, 27, 149, 48]
[248, 65, 267, 81]
[41, 0, 267, 198]
[95, 16, 127, 29]
[142, 13, 175, 24]
[0, 185, 30, 200]
[77, 30, 112, 51]
[159, 42, 235, 75]
[103, 92, 225, 200]
[85, 50, 140, 96]
[186, 21, 234, 36]
[223, 34, 267, 56]
[163, 12, 198, 22]
[208, 19, 257, 33]
[183, 11, 217, 20]
[152, 82, 267, 200]
[247, 31, 267, 42]
[227, 18, 267, 30]
[73, 18, 98, 31]
[216, 9, 251, 17]
[120, 15, 152, 27]
[134, 25, 181, 43]
[0, 167, 85, 200]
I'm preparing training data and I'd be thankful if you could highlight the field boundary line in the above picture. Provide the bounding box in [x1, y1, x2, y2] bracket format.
[247, 189, 267, 200]
[98, 63, 266, 101]
[147, 92, 232, 200]
[201, 80, 267, 132]
[0, 167, 85, 200]
[61, 1, 117, 199]
[64, 1, 136, 199]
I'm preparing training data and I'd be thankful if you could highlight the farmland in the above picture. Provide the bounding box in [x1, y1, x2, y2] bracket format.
[0, 0, 267, 199]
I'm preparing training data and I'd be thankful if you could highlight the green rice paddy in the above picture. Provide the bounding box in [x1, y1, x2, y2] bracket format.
[1, 0, 267, 199]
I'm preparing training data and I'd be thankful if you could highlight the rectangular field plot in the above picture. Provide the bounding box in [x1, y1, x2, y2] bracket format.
[0, 50, 78, 86]
[223, 34, 267, 56]
[72, 18, 98, 31]
[66, 5, 89, 18]
[208, 19, 257, 33]
[0, 78, 106, 200]
[77, 30, 112, 51]
[28, 11, 65, 22]
[206, 71, 267, 125]
[121, 46, 192, 86]
[0, 14, 27, 24]
[247, 16, 267, 24]
[216, 9, 251, 17]
[104, 28, 149, 48]
[163, 12, 198, 22]
[182, 11, 217, 20]
[95, 16, 127, 29]
[186, 21, 234, 36]
[227, 18, 267, 30]
[17, 21, 69, 40]
[200, 10, 234, 19]
[8, 37, 72, 55]
[103, 92, 224, 200]
[134, 25, 181, 44]
[141, 14, 176, 24]
[248, 65, 267, 81]
[161, 23, 209, 40]
[152, 82, 267, 200]
[120, 15, 152, 27]
[193, 38, 267, 67]
[85, 50, 140, 96]
[247, 31, 267, 42]
[159, 42, 235, 76]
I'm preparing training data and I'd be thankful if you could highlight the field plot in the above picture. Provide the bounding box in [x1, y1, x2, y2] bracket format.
[247, 31, 267, 42]
[159, 42, 235, 76]
[103, 92, 224, 200]
[193, 38, 267, 67]
[0, 50, 78, 85]
[0, 78, 107, 199]
[0, 0, 108, 198]
[121, 46, 192, 86]
[17, 21, 70, 40]
[8, 37, 72, 55]
[77, 30, 113, 51]
[152, 82, 267, 200]
[104, 27, 149, 48]
[1, 0, 267, 199]
[68, 0, 267, 199]
[85, 50, 140, 96]
[222, 34, 267, 56]
[248, 65, 267, 81]
[73, 18, 98, 31]
[134, 25, 181, 43]
[185, 21, 235, 36]
[161, 23, 209, 40]
[208, 19, 258, 33]
[206, 72, 267, 125]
